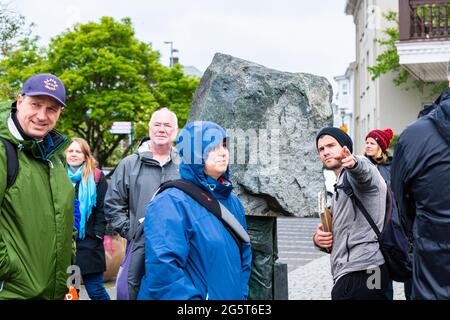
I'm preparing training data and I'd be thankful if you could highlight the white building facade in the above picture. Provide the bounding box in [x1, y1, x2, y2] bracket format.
[345, 0, 432, 154]
[333, 62, 356, 142]
[396, 0, 450, 82]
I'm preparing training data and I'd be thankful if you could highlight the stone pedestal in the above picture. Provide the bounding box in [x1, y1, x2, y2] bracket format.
[189, 53, 333, 299]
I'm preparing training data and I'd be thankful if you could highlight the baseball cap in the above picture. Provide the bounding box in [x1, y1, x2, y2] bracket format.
[21, 73, 66, 107]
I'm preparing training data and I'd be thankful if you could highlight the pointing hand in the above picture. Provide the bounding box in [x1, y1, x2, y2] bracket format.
[334, 146, 356, 169]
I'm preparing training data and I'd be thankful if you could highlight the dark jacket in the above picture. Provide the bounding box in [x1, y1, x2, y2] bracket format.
[74, 170, 108, 276]
[367, 156, 393, 188]
[391, 87, 450, 300]
[104, 139, 179, 241]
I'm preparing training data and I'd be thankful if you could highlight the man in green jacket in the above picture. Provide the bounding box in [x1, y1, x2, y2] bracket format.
[0, 74, 74, 299]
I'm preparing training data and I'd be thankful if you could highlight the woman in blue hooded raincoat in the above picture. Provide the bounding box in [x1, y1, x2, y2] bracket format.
[137, 121, 252, 300]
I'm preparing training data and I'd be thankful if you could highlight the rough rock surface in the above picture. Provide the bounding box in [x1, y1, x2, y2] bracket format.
[188, 53, 332, 217]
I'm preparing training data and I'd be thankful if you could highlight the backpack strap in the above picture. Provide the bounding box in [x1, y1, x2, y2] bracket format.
[340, 171, 382, 238]
[156, 179, 250, 259]
[0, 137, 19, 189]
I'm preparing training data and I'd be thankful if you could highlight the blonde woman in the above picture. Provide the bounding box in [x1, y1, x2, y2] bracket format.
[65, 138, 110, 300]
[364, 128, 394, 186]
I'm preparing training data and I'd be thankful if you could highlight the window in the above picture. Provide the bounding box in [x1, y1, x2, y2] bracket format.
[362, 117, 367, 142]
[366, 0, 375, 26]
[342, 83, 348, 95]
[366, 51, 370, 90]
[361, 58, 366, 94]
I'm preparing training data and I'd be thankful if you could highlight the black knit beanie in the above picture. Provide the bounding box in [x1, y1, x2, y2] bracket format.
[316, 127, 353, 153]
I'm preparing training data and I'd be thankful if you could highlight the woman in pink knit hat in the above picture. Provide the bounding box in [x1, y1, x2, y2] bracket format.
[364, 128, 394, 185]
[364, 128, 399, 300]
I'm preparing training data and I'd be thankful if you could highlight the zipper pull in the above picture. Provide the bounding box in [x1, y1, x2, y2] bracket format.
[18, 143, 24, 151]
[47, 159, 54, 169]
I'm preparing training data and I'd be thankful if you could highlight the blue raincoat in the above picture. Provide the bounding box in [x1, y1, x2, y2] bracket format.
[137, 121, 252, 300]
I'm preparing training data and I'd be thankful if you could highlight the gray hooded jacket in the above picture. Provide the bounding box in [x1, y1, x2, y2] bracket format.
[104, 140, 180, 240]
[330, 155, 386, 282]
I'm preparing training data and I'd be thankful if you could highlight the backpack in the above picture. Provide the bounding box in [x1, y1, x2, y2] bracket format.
[0, 137, 19, 189]
[341, 171, 412, 282]
[115, 179, 250, 300]
[94, 168, 101, 184]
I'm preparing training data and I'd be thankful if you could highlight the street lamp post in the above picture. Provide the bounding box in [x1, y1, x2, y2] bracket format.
[164, 41, 179, 67]
[339, 108, 349, 133]
[341, 109, 346, 125]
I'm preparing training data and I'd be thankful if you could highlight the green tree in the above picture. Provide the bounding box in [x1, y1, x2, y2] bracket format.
[0, 16, 199, 166]
[0, 2, 41, 98]
[0, 36, 45, 98]
[46, 17, 198, 166]
[154, 64, 199, 127]
[368, 11, 446, 97]
[0, 1, 34, 57]
[45, 17, 163, 166]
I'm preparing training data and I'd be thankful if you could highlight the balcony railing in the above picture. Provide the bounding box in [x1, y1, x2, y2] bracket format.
[399, 0, 450, 40]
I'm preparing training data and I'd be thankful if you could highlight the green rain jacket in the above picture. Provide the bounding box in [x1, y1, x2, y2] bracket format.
[0, 103, 74, 299]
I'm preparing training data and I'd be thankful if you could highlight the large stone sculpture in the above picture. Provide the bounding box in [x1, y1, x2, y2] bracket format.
[189, 53, 333, 217]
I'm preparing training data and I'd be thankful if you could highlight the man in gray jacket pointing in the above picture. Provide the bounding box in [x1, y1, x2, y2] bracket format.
[313, 127, 391, 300]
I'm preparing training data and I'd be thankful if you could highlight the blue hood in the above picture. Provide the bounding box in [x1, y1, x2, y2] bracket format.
[176, 121, 232, 198]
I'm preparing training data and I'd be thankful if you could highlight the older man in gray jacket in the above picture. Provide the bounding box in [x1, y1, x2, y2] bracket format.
[313, 127, 391, 300]
[104, 108, 180, 299]
[105, 108, 180, 239]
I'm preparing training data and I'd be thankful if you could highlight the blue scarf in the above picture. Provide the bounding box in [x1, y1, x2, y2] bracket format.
[67, 166, 97, 240]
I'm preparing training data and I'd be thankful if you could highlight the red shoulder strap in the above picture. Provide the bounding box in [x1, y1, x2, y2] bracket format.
[94, 168, 102, 184]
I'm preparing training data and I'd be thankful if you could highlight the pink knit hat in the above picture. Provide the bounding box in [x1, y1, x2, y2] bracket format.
[366, 128, 394, 152]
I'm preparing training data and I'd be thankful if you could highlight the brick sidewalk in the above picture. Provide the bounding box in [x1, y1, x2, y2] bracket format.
[288, 255, 406, 300]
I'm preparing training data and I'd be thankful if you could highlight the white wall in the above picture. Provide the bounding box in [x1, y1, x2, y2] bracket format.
[378, 73, 433, 133]
[334, 72, 354, 141]
[351, 0, 432, 154]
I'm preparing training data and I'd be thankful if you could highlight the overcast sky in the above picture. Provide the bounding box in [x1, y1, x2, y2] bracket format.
[13, 0, 355, 95]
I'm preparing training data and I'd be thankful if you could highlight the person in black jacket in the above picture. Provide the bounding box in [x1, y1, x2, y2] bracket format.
[65, 137, 110, 300]
[391, 67, 450, 300]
